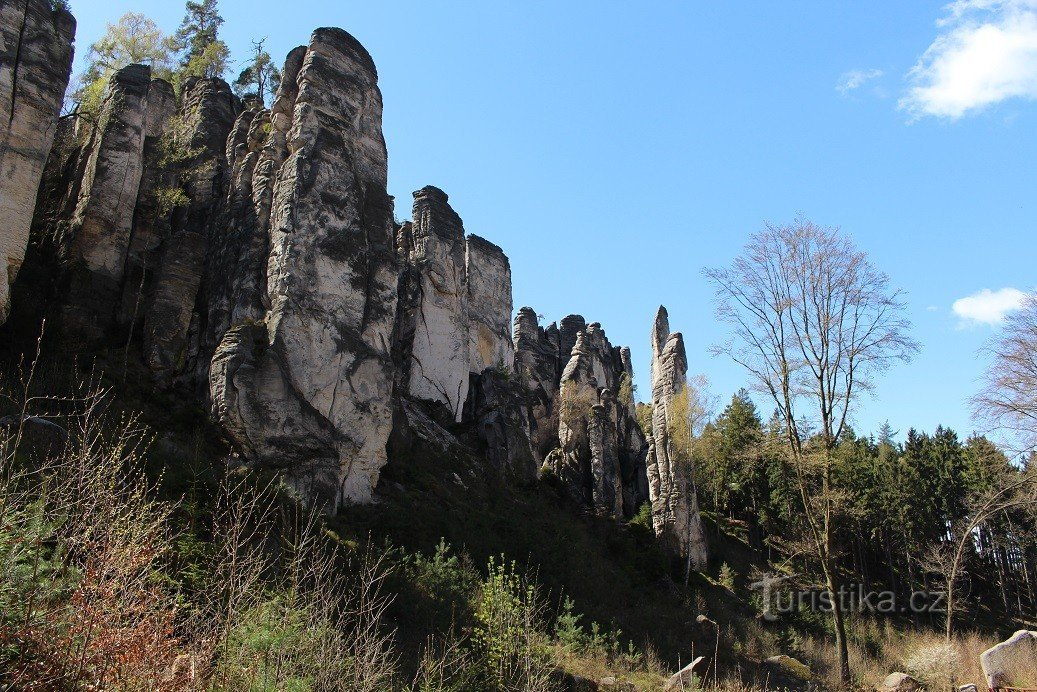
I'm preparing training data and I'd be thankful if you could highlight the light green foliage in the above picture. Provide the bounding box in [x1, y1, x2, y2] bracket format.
[181, 39, 230, 80]
[73, 12, 175, 118]
[403, 537, 478, 606]
[553, 596, 586, 652]
[629, 502, 653, 531]
[617, 373, 636, 408]
[149, 112, 214, 216]
[472, 556, 553, 690]
[216, 597, 345, 692]
[718, 562, 735, 591]
[634, 402, 653, 438]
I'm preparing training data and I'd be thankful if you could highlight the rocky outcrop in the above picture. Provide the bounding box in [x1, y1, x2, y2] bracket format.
[646, 306, 708, 567]
[209, 28, 399, 510]
[513, 308, 648, 519]
[546, 322, 647, 518]
[143, 77, 237, 384]
[466, 234, 513, 375]
[118, 78, 176, 329]
[0, 0, 75, 325]
[62, 64, 152, 342]
[2, 15, 654, 527]
[404, 186, 470, 420]
[202, 43, 301, 367]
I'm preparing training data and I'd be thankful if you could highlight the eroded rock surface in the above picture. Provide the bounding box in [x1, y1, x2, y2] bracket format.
[0, 0, 75, 324]
[646, 306, 708, 567]
[209, 28, 398, 510]
[466, 234, 514, 375]
[404, 186, 470, 420]
[63, 64, 152, 341]
[981, 630, 1037, 689]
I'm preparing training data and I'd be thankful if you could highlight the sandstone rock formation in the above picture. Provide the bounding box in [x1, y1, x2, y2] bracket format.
[1, 16, 656, 530]
[403, 186, 470, 420]
[514, 309, 649, 519]
[118, 78, 176, 328]
[466, 234, 514, 375]
[209, 28, 398, 510]
[62, 64, 153, 342]
[143, 77, 237, 384]
[0, 0, 75, 325]
[646, 306, 708, 567]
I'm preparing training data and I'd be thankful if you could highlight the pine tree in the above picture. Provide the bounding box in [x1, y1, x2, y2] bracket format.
[174, 0, 229, 79]
[233, 38, 281, 106]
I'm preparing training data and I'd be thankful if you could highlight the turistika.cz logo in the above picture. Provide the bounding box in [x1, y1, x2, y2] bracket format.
[749, 573, 947, 622]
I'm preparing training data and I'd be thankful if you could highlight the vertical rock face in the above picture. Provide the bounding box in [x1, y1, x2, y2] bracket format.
[513, 307, 562, 460]
[119, 79, 176, 329]
[646, 306, 708, 567]
[143, 77, 237, 385]
[0, 0, 75, 324]
[210, 28, 399, 510]
[405, 186, 470, 420]
[466, 234, 513, 375]
[62, 64, 152, 341]
[513, 309, 649, 519]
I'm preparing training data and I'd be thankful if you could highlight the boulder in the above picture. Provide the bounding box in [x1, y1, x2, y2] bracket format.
[664, 656, 705, 691]
[881, 672, 922, 692]
[980, 630, 1037, 689]
[763, 654, 812, 683]
[0, 0, 75, 324]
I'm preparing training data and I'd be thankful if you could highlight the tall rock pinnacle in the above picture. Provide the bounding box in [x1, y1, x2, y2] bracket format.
[209, 28, 398, 510]
[647, 305, 708, 568]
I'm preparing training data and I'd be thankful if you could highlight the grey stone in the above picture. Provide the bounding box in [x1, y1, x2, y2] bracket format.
[646, 305, 708, 567]
[980, 630, 1037, 689]
[210, 27, 398, 510]
[0, 0, 75, 324]
[881, 672, 922, 692]
[405, 185, 470, 420]
[466, 234, 514, 375]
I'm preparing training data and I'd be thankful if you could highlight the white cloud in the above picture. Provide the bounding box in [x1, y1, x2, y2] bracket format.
[952, 287, 1029, 325]
[901, 0, 1037, 119]
[837, 68, 884, 95]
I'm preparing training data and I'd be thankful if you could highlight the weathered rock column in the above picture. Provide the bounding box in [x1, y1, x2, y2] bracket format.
[405, 185, 470, 420]
[0, 0, 75, 323]
[143, 77, 237, 385]
[646, 305, 708, 568]
[63, 64, 151, 341]
[210, 28, 399, 510]
[466, 234, 514, 375]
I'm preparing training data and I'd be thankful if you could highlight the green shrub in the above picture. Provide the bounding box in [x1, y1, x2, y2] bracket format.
[472, 556, 553, 691]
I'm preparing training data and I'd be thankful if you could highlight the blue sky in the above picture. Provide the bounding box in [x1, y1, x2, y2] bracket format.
[67, 0, 1037, 443]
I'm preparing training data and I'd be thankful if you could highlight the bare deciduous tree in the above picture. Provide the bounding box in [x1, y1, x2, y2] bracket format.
[973, 295, 1037, 455]
[704, 218, 917, 684]
[923, 471, 1037, 640]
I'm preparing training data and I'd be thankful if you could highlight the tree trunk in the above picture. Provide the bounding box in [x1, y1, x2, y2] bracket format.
[823, 562, 851, 685]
